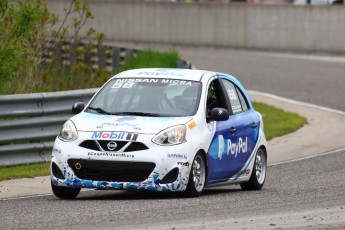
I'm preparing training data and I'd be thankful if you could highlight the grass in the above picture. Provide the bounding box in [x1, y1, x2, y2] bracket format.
[0, 162, 50, 182]
[253, 101, 308, 140]
[117, 49, 180, 73]
[0, 102, 307, 182]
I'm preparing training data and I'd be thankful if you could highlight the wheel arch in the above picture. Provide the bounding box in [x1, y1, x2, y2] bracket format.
[258, 145, 267, 160]
[197, 148, 208, 181]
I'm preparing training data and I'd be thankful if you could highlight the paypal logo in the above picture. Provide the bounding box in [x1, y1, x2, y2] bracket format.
[218, 135, 248, 160]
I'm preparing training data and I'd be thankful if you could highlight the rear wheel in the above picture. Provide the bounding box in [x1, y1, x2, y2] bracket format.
[185, 152, 206, 197]
[241, 148, 266, 191]
[51, 181, 81, 199]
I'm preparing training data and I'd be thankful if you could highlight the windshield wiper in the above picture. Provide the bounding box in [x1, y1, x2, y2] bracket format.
[111, 112, 162, 117]
[87, 107, 111, 115]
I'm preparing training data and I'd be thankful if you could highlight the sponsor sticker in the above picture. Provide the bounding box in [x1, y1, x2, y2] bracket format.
[88, 151, 134, 158]
[111, 78, 193, 88]
[218, 135, 248, 160]
[187, 120, 197, 130]
[231, 104, 242, 113]
[226, 88, 238, 101]
[177, 162, 190, 166]
[96, 122, 138, 129]
[137, 72, 186, 77]
[91, 131, 138, 141]
[235, 168, 251, 177]
[167, 154, 187, 159]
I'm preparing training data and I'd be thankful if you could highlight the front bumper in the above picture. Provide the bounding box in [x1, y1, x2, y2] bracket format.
[51, 135, 194, 192]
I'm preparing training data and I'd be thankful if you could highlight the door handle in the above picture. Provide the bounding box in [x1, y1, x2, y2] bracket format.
[252, 122, 258, 129]
[230, 127, 237, 134]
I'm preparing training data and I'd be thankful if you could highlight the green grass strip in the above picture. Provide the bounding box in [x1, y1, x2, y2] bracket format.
[116, 49, 180, 73]
[0, 162, 50, 182]
[253, 101, 308, 141]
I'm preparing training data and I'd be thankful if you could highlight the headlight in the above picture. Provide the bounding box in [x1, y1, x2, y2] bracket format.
[152, 125, 186, 145]
[58, 120, 78, 141]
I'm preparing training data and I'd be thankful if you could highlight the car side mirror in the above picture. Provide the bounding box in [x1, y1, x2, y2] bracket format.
[209, 108, 229, 121]
[72, 102, 85, 114]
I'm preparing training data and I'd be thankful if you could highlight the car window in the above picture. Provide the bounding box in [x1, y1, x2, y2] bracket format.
[206, 80, 227, 116]
[221, 79, 247, 114]
[88, 78, 202, 117]
[236, 87, 249, 112]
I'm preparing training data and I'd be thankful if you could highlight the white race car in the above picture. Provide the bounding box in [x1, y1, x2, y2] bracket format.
[51, 68, 267, 198]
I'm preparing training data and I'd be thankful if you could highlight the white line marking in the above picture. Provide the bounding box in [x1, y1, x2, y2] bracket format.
[0, 193, 52, 201]
[248, 90, 345, 116]
[269, 147, 345, 166]
[255, 52, 345, 63]
[0, 189, 94, 201]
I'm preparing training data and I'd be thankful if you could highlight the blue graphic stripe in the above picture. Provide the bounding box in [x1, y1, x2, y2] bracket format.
[233, 134, 262, 181]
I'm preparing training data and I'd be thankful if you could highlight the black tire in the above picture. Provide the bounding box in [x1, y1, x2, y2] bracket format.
[185, 152, 206, 197]
[241, 148, 267, 191]
[51, 180, 81, 199]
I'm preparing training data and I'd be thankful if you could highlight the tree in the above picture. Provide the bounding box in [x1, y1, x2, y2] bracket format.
[0, 0, 104, 94]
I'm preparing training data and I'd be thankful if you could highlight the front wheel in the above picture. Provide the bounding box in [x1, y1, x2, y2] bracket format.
[241, 148, 267, 191]
[51, 181, 81, 199]
[185, 152, 206, 197]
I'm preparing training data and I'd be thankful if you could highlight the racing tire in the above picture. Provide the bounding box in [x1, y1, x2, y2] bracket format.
[185, 152, 206, 197]
[51, 180, 81, 199]
[241, 148, 267, 191]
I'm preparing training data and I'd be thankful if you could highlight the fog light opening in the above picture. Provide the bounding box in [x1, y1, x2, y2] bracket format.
[52, 162, 65, 179]
[161, 168, 179, 184]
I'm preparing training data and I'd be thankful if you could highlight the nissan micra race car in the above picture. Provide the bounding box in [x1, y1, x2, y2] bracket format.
[51, 68, 267, 198]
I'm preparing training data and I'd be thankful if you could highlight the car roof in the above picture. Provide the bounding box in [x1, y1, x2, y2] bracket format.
[113, 68, 214, 81]
[111, 68, 242, 87]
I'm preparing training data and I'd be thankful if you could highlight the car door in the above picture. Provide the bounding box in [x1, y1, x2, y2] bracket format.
[206, 77, 260, 185]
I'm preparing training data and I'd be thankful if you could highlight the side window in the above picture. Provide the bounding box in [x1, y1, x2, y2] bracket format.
[236, 87, 249, 112]
[206, 80, 226, 115]
[222, 79, 247, 114]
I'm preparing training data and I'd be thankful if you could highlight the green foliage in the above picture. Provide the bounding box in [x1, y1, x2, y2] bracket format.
[117, 50, 180, 73]
[253, 102, 308, 140]
[0, 162, 50, 182]
[0, 0, 177, 94]
[0, 0, 37, 90]
[36, 62, 110, 92]
[0, 49, 181, 94]
[0, 0, 105, 94]
[2, 62, 110, 94]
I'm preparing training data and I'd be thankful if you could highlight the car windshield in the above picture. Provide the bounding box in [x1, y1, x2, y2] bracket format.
[87, 78, 202, 117]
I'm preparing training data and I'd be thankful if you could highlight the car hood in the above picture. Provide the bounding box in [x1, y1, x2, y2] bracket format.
[72, 112, 192, 134]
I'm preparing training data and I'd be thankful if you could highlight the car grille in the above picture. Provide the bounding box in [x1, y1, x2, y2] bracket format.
[98, 140, 127, 151]
[79, 140, 149, 152]
[68, 159, 155, 182]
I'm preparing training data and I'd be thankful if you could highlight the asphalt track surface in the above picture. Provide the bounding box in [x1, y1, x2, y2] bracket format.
[1, 47, 345, 229]
[1, 150, 345, 229]
[179, 47, 345, 112]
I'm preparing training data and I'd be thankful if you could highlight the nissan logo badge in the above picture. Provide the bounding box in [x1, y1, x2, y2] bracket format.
[107, 141, 117, 151]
